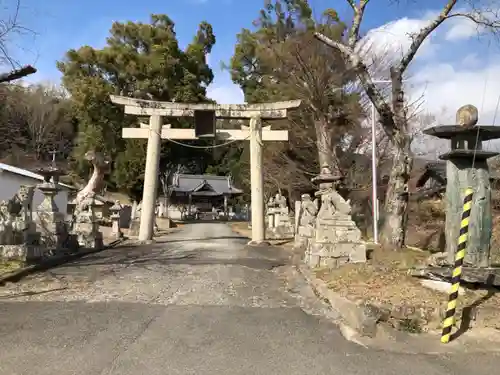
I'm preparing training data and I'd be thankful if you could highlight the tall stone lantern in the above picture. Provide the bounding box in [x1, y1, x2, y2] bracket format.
[34, 166, 67, 249]
[423, 104, 500, 268]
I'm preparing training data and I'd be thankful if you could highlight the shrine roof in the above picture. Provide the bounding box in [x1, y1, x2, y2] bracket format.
[170, 173, 243, 196]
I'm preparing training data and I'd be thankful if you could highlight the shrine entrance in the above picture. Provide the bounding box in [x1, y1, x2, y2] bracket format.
[109, 95, 300, 244]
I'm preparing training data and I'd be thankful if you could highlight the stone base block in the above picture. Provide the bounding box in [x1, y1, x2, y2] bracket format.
[266, 225, 295, 240]
[306, 241, 367, 268]
[0, 244, 49, 262]
[77, 232, 103, 249]
[129, 219, 140, 236]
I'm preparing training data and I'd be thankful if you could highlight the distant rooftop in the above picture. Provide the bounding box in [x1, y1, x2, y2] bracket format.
[170, 173, 243, 196]
[0, 162, 75, 190]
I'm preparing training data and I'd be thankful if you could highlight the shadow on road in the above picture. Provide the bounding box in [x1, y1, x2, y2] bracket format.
[153, 236, 247, 244]
[46, 239, 290, 275]
[0, 287, 69, 299]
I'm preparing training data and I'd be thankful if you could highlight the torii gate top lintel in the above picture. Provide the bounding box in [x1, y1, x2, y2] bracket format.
[109, 95, 301, 119]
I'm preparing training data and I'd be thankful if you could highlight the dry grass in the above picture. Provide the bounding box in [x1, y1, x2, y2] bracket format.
[316, 245, 500, 331]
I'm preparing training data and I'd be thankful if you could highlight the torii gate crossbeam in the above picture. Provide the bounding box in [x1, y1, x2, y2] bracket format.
[109, 95, 301, 244]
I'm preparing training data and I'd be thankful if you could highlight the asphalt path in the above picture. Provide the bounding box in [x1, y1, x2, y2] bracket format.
[0, 223, 499, 374]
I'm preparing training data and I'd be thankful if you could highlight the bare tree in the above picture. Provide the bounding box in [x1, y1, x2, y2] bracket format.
[314, 0, 500, 249]
[21, 83, 73, 160]
[0, 0, 36, 68]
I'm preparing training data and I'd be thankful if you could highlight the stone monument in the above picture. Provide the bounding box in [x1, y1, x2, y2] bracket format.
[0, 185, 42, 262]
[73, 193, 103, 249]
[265, 192, 294, 239]
[305, 164, 366, 268]
[423, 104, 500, 267]
[294, 193, 318, 250]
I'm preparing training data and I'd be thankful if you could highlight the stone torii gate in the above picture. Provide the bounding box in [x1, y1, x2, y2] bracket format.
[109, 95, 300, 243]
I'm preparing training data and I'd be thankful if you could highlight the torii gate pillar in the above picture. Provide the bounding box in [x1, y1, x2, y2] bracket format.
[249, 116, 265, 243]
[139, 115, 162, 242]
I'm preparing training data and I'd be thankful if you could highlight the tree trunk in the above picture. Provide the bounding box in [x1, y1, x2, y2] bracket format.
[315, 118, 338, 173]
[380, 68, 413, 249]
[380, 137, 412, 249]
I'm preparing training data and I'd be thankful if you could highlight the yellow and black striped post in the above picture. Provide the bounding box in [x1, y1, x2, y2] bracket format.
[441, 188, 473, 344]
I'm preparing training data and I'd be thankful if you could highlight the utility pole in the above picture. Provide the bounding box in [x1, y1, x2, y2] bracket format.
[370, 100, 379, 244]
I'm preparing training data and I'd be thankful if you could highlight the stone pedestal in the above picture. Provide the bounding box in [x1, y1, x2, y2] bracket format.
[306, 213, 366, 268]
[110, 201, 123, 239]
[305, 164, 366, 268]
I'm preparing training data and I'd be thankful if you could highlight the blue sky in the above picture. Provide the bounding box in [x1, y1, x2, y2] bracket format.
[5, 0, 500, 127]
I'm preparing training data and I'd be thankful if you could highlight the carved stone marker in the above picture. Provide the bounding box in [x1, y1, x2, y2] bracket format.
[423, 105, 500, 267]
[305, 164, 366, 268]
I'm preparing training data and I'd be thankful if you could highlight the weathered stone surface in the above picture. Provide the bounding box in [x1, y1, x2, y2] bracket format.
[293, 194, 317, 252]
[304, 165, 366, 268]
[445, 158, 491, 267]
[266, 193, 294, 239]
[0, 185, 45, 262]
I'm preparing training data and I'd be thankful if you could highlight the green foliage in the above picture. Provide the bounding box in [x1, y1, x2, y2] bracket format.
[229, 0, 362, 196]
[58, 14, 217, 197]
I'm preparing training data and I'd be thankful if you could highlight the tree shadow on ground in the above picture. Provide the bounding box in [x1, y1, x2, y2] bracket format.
[153, 236, 247, 244]
[0, 287, 68, 300]
[48, 241, 289, 274]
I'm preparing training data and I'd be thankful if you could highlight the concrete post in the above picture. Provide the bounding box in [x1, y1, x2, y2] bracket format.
[249, 116, 265, 243]
[223, 195, 228, 217]
[138, 115, 162, 242]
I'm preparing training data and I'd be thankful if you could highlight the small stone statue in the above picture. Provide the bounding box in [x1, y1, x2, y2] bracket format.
[299, 194, 318, 227]
[275, 193, 287, 209]
[267, 196, 275, 207]
[317, 188, 352, 218]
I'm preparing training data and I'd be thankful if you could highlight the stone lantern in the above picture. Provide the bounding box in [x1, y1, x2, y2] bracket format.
[35, 166, 67, 250]
[423, 104, 500, 268]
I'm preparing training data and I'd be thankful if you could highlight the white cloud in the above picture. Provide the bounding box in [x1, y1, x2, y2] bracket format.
[409, 59, 500, 125]
[206, 83, 244, 104]
[361, 10, 500, 155]
[444, 17, 482, 41]
[461, 52, 481, 67]
[358, 16, 436, 74]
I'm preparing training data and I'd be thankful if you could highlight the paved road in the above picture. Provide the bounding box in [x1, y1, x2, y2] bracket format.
[0, 223, 499, 374]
